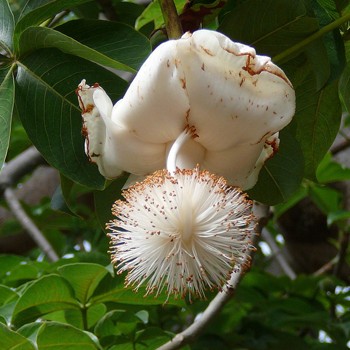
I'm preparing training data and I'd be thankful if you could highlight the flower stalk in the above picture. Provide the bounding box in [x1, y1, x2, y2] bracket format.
[159, 0, 183, 39]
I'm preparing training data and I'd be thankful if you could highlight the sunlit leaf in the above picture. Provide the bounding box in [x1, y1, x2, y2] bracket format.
[36, 322, 99, 349]
[0, 323, 35, 350]
[0, 285, 18, 307]
[308, 183, 343, 215]
[317, 152, 350, 183]
[58, 263, 109, 304]
[12, 274, 79, 327]
[15, 48, 128, 189]
[136, 0, 187, 30]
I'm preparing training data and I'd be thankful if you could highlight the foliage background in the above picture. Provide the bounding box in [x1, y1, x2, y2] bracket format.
[0, 0, 350, 348]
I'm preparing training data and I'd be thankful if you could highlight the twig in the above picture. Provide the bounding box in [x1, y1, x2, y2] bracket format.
[331, 139, 350, 155]
[261, 228, 297, 280]
[4, 188, 59, 262]
[159, 0, 183, 39]
[157, 204, 269, 350]
[0, 146, 46, 195]
[313, 257, 337, 276]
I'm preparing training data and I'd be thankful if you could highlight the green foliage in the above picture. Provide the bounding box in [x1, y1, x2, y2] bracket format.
[1, 0, 350, 348]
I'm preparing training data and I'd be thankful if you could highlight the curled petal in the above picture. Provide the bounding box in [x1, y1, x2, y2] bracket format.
[78, 30, 295, 189]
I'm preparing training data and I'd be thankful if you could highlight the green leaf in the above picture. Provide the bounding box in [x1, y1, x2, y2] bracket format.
[13, 0, 92, 50]
[135, 327, 173, 349]
[15, 48, 128, 189]
[95, 310, 143, 341]
[136, 0, 187, 30]
[58, 263, 109, 304]
[308, 183, 343, 215]
[312, 0, 346, 82]
[0, 285, 18, 307]
[327, 210, 350, 226]
[36, 322, 99, 349]
[317, 152, 350, 183]
[248, 128, 304, 205]
[94, 174, 129, 231]
[0, 323, 36, 350]
[294, 78, 342, 178]
[19, 20, 151, 73]
[12, 274, 79, 327]
[218, 0, 319, 57]
[0, 255, 30, 282]
[0, 0, 15, 53]
[339, 62, 350, 112]
[0, 65, 15, 171]
[91, 272, 184, 306]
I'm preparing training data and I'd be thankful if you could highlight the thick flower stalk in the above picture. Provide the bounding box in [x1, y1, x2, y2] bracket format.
[108, 168, 255, 300]
[77, 29, 295, 190]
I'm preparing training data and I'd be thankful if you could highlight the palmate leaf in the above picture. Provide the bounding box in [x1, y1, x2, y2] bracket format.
[15, 48, 128, 189]
[19, 20, 151, 73]
[0, 65, 15, 171]
[0, 0, 14, 53]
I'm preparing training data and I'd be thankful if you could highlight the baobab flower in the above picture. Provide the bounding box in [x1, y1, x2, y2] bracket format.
[107, 128, 256, 300]
[77, 29, 295, 190]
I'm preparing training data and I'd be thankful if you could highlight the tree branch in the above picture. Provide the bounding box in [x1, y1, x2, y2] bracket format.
[3, 188, 59, 262]
[1, 146, 58, 261]
[0, 146, 46, 195]
[157, 203, 269, 350]
[261, 228, 297, 280]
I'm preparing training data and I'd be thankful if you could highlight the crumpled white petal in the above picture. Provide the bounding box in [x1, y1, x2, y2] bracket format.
[77, 29, 295, 189]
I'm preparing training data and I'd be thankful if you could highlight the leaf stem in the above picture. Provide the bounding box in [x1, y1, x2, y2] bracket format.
[273, 12, 350, 63]
[159, 0, 183, 39]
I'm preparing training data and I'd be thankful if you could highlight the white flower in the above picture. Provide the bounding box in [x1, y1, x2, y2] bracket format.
[108, 167, 256, 300]
[77, 29, 295, 190]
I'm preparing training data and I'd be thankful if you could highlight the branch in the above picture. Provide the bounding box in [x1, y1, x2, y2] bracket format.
[157, 203, 269, 350]
[261, 228, 297, 280]
[0, 146, 46, 195]
[331, 139, 350, 155]
[4, 188, 59, 262]
[159, 0, 183, 39]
